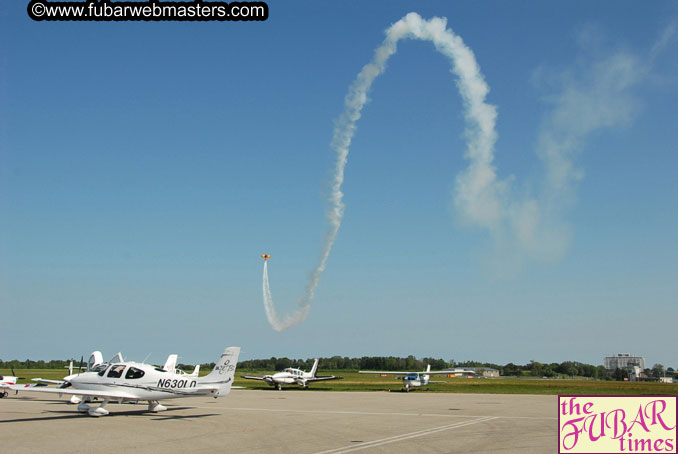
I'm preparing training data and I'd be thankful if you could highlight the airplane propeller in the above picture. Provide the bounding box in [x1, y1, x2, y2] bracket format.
[10, 368, 26, 381]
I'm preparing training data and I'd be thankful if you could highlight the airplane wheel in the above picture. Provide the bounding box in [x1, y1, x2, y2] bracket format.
[2, 391, 8, 398]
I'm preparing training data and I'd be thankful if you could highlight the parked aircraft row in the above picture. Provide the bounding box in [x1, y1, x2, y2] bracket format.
[2, 344, 461, 416]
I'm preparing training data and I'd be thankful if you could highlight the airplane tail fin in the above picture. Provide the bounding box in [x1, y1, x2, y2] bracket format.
[163, 354, 178, 372]
[310, 358, 319, 377]
[202, 347, 240, 397]
[426, 364, 431, 373]
[191, 364, 200, 376]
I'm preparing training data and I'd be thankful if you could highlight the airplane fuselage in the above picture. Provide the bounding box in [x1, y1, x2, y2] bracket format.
[401, 373, 430, 389]
[69, 362, 209, 401]
[262, 368, 309, 388]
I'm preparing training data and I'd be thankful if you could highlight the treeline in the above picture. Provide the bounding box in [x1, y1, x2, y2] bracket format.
[0, 359, 74, 370]
[234, 357, 612, 378]
[4, 356, 674, 382]
[233, 357, 609, 378]
[235, 355, 450, 372]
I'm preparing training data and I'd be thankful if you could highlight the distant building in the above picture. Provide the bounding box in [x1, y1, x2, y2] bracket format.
[445, 367, 499, 378]
[604, 353, 645, 371]
[480, 368, 499, 378]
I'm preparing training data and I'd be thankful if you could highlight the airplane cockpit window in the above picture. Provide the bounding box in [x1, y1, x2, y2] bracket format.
[125, 367, 145, 380]
[107, 364, 126, 378]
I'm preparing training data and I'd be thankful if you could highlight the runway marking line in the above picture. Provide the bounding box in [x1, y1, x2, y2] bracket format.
[209, 406, 556, 420]
[312, 416, 498, 453]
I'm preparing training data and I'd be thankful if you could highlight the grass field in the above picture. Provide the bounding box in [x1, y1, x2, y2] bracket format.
[6, 368, 677, 396]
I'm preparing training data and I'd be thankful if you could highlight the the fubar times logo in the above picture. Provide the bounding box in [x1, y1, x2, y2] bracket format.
[558, 395, 677, 453]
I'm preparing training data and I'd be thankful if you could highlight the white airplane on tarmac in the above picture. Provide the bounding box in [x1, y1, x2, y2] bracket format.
[33, 351, 107, 387]
[0, 369, 22, 398]
[2, 346, 240, 416]
[31, 351, 197, 405]
[359, 365, 458, 391]
[162, 354, 200, 377]
[241, 358, 342, 390]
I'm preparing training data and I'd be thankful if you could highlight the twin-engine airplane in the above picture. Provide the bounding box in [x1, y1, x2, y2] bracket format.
[241, 358, 342, 390]
[2, 347, 240, 416]
[359, 365, 453, 391]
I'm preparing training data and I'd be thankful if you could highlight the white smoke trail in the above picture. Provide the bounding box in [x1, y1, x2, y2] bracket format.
[262, 260, 309, 330]
[263, 12, 502, 331]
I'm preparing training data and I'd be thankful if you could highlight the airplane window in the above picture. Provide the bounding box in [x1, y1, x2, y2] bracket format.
[98, 366, 109, 377]
[125, 367, 145, 380]
[107, 365, 126, 378]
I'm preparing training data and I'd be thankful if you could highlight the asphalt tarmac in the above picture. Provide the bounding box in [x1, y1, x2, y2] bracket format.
[0, 390, 557, 453]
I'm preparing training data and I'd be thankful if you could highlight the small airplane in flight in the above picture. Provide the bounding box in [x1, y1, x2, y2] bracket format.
[3, 346, 240, 416]
[241, 359, 342, 390]
[359, 365, 454, 391]
[261, 254, 271, 262]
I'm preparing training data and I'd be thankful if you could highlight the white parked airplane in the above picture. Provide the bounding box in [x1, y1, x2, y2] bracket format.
[33, 351, 107, 387]
[162, 354, 200, 377]
[3, 346, 240, 416]
[359, 365, 455, 391]
[241, 359, 342, 390]
[0, 369, 21, 398]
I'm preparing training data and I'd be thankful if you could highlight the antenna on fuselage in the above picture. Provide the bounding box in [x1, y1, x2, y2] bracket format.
[142, 353, 152, 364]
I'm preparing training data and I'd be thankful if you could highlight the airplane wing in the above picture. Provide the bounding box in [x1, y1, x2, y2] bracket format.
[359, 370, 458, 375]
[4, 382, 219, 399]
[3, 383, 138, 400]
[358, 371, 409, 375]
[240, 375, 266, 381]
[306, 375, 343, 382]
[32, 378, 65, 385]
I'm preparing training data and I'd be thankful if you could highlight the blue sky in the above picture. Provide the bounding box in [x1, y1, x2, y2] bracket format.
[1, 1, 676, 368]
